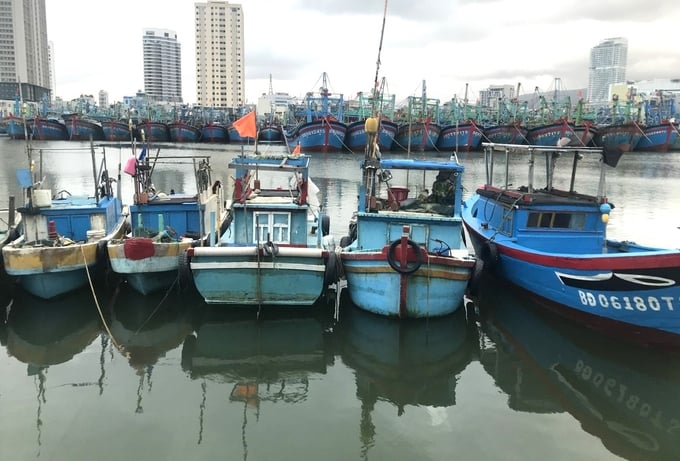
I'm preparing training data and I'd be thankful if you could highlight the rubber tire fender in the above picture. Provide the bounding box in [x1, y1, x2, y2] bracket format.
[479, 241, 499, 273]
[387, 239, 423, 275]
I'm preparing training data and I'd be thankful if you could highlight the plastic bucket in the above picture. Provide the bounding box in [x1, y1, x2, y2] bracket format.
[387, 187, 409, 205]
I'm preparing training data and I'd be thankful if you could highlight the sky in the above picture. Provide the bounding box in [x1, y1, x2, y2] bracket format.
[45, 0, 680, 107]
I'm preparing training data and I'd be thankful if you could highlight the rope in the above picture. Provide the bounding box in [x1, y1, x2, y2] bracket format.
[81, 245, 121, 350]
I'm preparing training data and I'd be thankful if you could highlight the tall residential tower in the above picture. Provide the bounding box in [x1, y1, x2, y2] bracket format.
[194, 1, 244, 108]
[587, 37, 628, 107]
[143, 28, 182, 103]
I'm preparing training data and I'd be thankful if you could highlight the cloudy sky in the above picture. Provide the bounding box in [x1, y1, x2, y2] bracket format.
[46, 0, 679, 106]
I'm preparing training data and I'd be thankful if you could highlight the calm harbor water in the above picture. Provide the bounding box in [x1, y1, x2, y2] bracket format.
[1, 137, 680, 460]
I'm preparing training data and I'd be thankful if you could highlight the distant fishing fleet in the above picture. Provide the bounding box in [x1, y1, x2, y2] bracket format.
[2, 73, 679, 154]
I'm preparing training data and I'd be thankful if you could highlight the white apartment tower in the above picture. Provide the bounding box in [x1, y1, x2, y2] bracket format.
[0, 0, 50, 87]
[195, 1, 245, 108]
[143, 28, 182, 103]
[587, 37, 628, 107]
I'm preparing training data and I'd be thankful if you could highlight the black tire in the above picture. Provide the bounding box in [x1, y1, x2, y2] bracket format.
[479, 242, 499, 273]
[339, 236, 353, 248]
[178, 249, 193, 290]
[387, 239, 423, 275]
[466, 259, 485, 297]
[321, 215, 330, 236]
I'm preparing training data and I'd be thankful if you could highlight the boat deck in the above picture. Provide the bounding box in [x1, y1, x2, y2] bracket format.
[477, 185, 602, 207]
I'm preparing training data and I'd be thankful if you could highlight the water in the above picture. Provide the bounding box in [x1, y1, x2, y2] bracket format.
[1, 137, 680, 461]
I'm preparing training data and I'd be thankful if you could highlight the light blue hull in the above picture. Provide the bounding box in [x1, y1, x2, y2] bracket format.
[343, 257, 470, 317]
[125, 270, 177, 296]
[19, 268, 91, 300]
[189, 247, 327, 306]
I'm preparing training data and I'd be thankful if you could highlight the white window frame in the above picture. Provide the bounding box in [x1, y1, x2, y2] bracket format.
[253, 211, 291, 243]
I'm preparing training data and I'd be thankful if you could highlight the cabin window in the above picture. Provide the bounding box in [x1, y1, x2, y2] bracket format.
[526, 212, 585, 229]
[254, 212, 291, 243]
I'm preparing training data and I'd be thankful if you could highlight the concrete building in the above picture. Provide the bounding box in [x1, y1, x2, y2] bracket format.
[195, 1, 245, 108]
[587, 37, 628, 108]
[0, 0, 51, 115]
[479, 85, 515, 109]
[143, 28, 182, 103]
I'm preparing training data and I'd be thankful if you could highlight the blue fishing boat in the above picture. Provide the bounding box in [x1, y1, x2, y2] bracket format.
[527, 119, 596, 147]
[0, 196, 22, 290]
[107, 152, 229, 295]
[593, 122, 643, 152]
[64, 116, 105, 141]
[32, 117, 68, 141]
[136, 120, 169, 143]
[393, 82, 441, 151]
[437, 90, 484, 152]
[462, 142, 680, 346]
[258, 121, 283, 143]
[5, 115, 30, 140]
[483, 123, 529, 144]
[344, 82, 397, 152]
[473, 275, 680, 460]
[635, 121, 678, 152]
[102, 119, 134, 142]
[200, 122, 229, 143]
[167, 120, 202, 143]
[345, 119, 397, 153]
[340, 120, 475, 318]
[226, 123, 256, 144]
[186, 153, 340, 306]
[283, 72, 347, 153]
[2, 142, 128, 299]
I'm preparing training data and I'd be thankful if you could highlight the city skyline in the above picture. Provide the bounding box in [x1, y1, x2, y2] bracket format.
[44, 0, 680, 106]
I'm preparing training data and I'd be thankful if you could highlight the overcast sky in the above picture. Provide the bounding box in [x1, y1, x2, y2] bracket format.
[45, 0, 679, 106]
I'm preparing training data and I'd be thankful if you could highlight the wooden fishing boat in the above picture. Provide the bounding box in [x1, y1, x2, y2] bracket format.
[462, 142, 680, 346]
[2, 142, 128, 299]
[107, 150, 229, 295]
[186, 153, 340, 306]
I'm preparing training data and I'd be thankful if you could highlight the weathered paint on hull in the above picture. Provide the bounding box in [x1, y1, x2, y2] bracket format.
[635, 124, 678, 152]
[108, 240, 192, 295]
[285, 120, 348, 153]
[344, 120, 397, 152]
[190, 248, 326, 306]
[342, 256, 472, 318]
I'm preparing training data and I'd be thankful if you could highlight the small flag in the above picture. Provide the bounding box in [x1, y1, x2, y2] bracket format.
[138, 145, 147, 161]
[292, 143, 301, 156]
[232, 111, 257, 139]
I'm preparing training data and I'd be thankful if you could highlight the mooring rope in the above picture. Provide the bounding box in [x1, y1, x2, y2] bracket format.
[81, 245, 121, 350]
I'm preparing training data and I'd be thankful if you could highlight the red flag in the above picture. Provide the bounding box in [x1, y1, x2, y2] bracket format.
[232, 111, 256, 138]
[292, 143, 301, 156]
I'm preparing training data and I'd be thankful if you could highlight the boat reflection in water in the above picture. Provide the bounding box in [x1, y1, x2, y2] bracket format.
[7, 289, 101, 369]
[108, 285, 196, 414]
[472, 274, 680, 461]
[339, 305, 476, 454]
[181, 306, 333, 452]
[5, 288, 102, 451]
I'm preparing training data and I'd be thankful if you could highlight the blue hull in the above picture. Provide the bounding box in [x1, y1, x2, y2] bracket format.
[343, 255, 471, 317]
[436, 123, 484, 151]
[483, 124, 529, 144]
[393, 123, 440, 151]
[344, 120, 397, 152]
[463, 187, 680, 344]
[102, 121, 133, 142]
[635, 123, 678, 152]
[19, 269, 92, 299]
[66, 119, 104, 141]
[136, 122, 169, 143]
[201, 124, 229, 143]
[6, 117, 29, 139]
[168, 122, 202, 143]
[594, 123, 643, 152]
[33, 118, 68, 140]
[258, 126, 283, 142]
[190, 247, 327, 305]
[227, 125, 255, 144]
[285, 119, 347, 152]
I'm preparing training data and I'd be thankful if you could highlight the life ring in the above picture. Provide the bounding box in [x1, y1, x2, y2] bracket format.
[479, 242, 499, 273]
[387, 239, 423, 275]
[263, 241, 279, 256]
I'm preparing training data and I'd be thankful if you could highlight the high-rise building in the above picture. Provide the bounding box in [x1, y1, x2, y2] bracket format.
[587, 37, 628, 107]
[195, 1, 245, 108]
[0, 0, 51, 112]
[143, 28, 182, 103]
